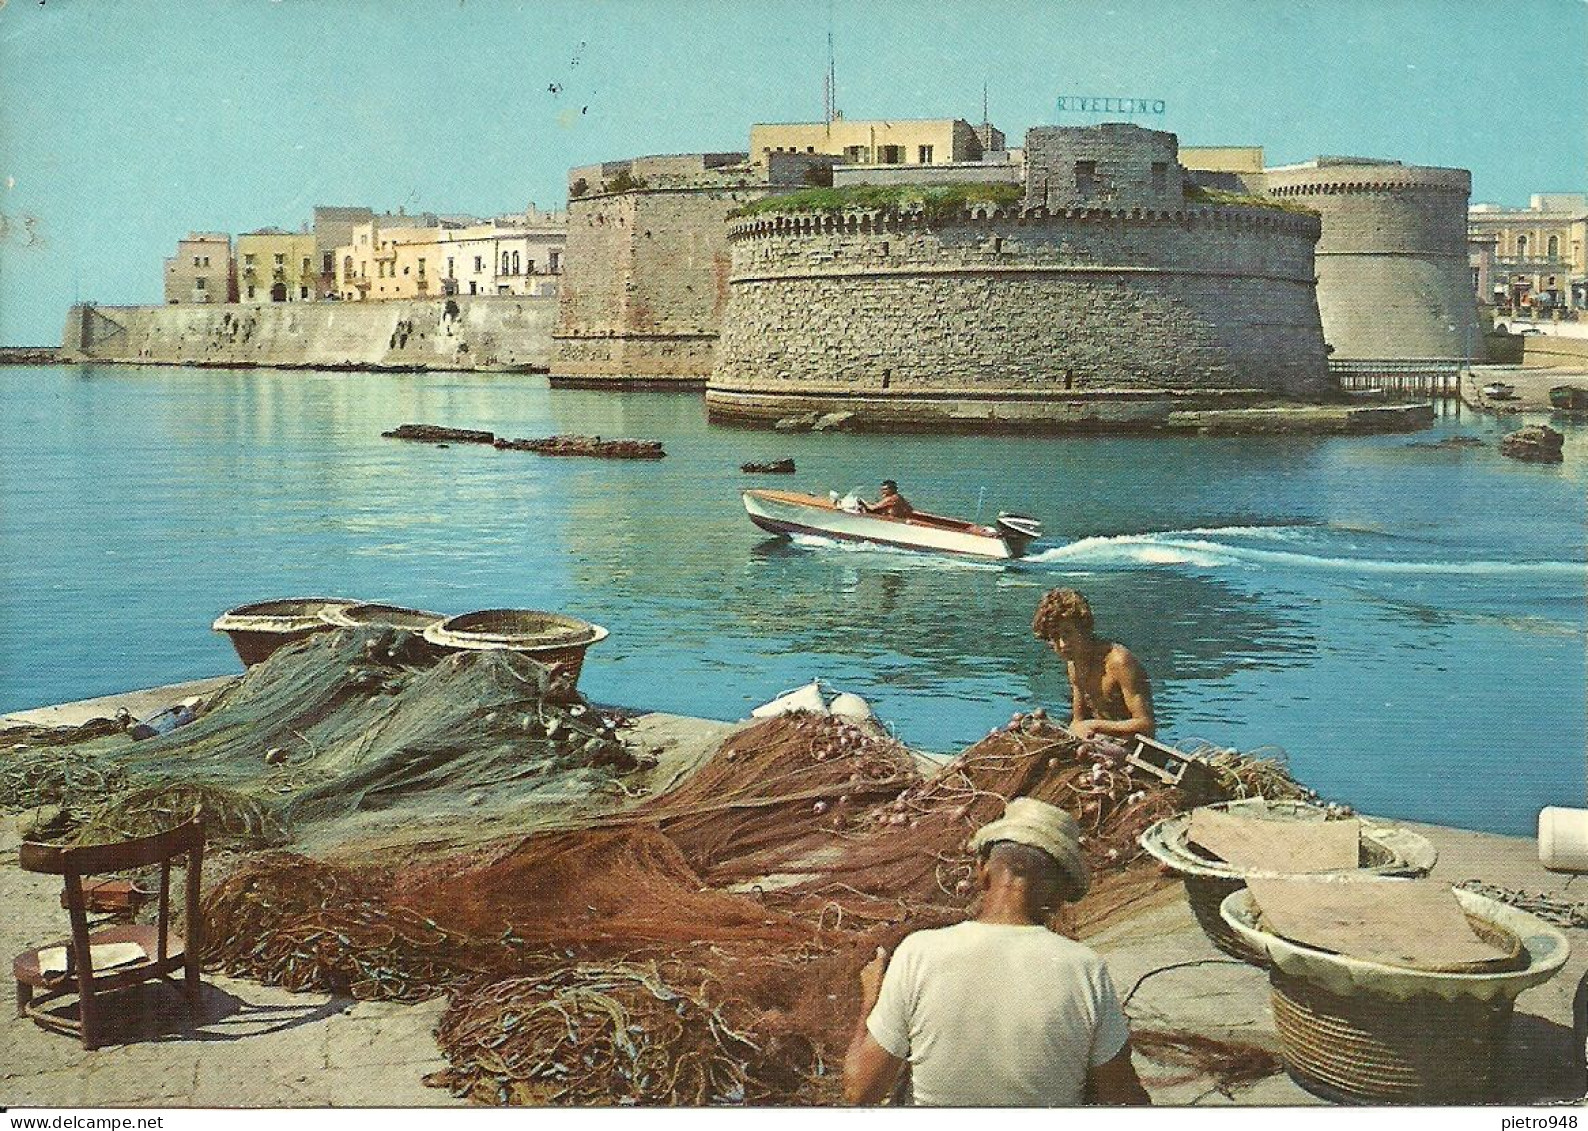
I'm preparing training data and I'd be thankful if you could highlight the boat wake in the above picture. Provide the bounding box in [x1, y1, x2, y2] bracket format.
[1026, 525, 1586, 579]
[785, 532, 1007, 571]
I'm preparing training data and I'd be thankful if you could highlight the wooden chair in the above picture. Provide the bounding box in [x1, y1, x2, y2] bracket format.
[13, 817, 204, 1049]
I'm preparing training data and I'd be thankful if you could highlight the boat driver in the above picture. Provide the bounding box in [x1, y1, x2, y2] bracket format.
[1032, 588, 1155, 741]
[861, 480, 914, 519]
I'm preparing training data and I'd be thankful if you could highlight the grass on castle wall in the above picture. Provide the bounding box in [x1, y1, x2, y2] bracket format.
[1183, 184, 1318, 215]
[729, 182, 1025, 221]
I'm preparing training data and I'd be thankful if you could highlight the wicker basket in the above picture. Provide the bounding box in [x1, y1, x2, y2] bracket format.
[1142, 800, 1436, 965]
[422, 609, 609, 685]
[1270, 971, 1513, 1103]
[212, 598, 357, 667]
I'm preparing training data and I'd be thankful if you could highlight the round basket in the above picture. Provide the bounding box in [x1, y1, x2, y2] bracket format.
[1140, 800, 1438, 965]
[1221, 885, 1571, 1104]
[422, 609, 609, 685]
[1269, 972, 1513, 1104]
[320, 602, 446, 632]
[212, 597, 357, 667]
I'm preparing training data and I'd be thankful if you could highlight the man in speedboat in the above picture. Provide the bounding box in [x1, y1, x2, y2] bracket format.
[861, 479, 913, 519]
[1032, 588, 1155, 740]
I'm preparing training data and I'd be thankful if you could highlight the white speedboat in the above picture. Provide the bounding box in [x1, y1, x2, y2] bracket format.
[742, 488, 1042, 560]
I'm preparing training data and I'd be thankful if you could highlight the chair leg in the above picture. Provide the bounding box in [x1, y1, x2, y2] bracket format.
[15, 979, 30, 1018]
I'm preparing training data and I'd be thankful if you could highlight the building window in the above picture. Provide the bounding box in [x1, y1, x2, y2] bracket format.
[1151, 162, 1168, 192]
[247, 285, 256, 299]
[360, 261, 367, 277]
[402, 265, 410, 275]
[512, 251, 521, 274]
[1517, 235, 1528, 257]
[502, 252, 512, 275]
[244, 254, 256, 268]
[323, 251, 334, 275]
[844, 145, 866, 163]
[343, 255, 353, 278]
[1075, 161, 1097, 195]
[447, 257, 455, 278]
[300, 286, 308, 299]
[1548, 235, 1560, 258]
[918, 145, 934, 164]
[527, 259, 535, 275]
[195, 277, 207, 290]
[549, 251, 561, 273]
[274, 253, 285, 266]
[302, 257, 311, 273]
[879, 145, 903, 164]
[418, 258, 426, 277]
[193, 255, 201, 267]
[474, 256, 483, 273]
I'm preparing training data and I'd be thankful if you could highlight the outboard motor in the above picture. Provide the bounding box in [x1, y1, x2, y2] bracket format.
[995, 512, 1043, 558]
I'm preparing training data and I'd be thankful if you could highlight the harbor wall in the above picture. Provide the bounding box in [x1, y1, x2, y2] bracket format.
[707, 203, 1331, 425]
[60, 295, 558, 371]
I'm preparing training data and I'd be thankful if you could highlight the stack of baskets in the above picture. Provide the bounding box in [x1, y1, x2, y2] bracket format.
[1139, 798, 1438, 963]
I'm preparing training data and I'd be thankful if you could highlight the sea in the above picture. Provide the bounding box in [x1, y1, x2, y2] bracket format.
[1, 364, 1583, 836]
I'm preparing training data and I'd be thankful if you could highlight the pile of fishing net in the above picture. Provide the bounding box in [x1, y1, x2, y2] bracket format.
[0, 626, 648, 848]
[189, 708, 1313, 1104]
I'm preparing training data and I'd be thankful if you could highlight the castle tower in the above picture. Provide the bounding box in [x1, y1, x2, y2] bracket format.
[1261, 158, 1479, 363]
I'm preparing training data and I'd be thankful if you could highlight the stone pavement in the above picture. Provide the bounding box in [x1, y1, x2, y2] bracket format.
[0, 810, 462, 1109]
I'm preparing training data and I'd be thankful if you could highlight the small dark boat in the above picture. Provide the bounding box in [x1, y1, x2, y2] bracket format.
[1481, 381, 1518, 401]
[1549, 385, 1588, 411]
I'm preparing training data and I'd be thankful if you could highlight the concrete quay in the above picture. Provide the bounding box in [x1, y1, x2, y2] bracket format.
[3, 680, 1584, 1108]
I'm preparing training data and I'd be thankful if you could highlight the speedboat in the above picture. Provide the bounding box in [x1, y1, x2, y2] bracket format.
[1481, 381, 1518, 400]
[742, 488, 1043, 560]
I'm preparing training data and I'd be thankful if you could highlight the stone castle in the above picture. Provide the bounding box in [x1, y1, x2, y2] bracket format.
[707, 124, 1332, 427]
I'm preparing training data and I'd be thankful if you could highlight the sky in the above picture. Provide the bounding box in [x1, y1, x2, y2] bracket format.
[1, 0, 1584, 346]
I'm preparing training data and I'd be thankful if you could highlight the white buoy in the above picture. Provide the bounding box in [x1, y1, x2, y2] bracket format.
[828, 691, 874, 723]
[1538, 806, 1588, 873]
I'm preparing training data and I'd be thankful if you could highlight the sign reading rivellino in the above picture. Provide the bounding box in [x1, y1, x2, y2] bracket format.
[1054, 95, 1166, 115]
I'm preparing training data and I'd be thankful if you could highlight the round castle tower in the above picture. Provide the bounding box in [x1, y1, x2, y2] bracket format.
[1261, 158, 1478, 363]
[707, 124, 1332, 429]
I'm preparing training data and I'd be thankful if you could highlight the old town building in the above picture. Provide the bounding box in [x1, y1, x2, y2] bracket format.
[1468, 194, 1587, 314]
[235, 229, 318, 303]
[163, 233, 236, 305]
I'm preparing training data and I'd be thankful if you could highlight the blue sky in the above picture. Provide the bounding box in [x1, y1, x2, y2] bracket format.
[1, 0, 1584, 345]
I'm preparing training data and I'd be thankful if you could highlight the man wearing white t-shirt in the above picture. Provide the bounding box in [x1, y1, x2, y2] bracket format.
[842, 797, 1150, 1107]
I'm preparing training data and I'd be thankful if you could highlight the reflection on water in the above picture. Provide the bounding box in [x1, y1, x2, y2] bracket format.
[1, 366, 1584, 835]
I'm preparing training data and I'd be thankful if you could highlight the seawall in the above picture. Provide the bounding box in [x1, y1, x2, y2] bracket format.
[61, 295, 558, 372]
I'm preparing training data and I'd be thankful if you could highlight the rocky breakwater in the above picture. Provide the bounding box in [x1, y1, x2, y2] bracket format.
[382, 423, 665, 460]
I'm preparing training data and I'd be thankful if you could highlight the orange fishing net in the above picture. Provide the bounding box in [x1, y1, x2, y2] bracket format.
[198, 710, 1293, 1104]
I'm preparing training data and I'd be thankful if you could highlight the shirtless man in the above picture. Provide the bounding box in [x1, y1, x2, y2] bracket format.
[1032, 588, 1155, 740]
[861, 480, 913, 519]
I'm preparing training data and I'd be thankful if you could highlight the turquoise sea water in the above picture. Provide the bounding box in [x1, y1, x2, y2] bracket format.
[1, 364, 1583, 835]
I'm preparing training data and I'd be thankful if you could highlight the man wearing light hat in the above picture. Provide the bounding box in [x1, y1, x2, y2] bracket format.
[843, 797, 1149, 1106]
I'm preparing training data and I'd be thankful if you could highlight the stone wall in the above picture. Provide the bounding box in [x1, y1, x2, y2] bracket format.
[706, 203, 1330, 425]
[60, 295, 556, 371]
[550, 179, 774, 384]
[1262, 161, 1478, 361]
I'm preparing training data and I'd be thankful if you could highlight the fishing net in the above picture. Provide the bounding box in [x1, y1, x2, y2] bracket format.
[427, 962, 822, 1106]
[5, 639, 1314, 1105]
[1, 625, 646, 845]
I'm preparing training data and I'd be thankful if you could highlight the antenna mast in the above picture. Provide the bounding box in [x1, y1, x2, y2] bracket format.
[824, 0, 837, 128]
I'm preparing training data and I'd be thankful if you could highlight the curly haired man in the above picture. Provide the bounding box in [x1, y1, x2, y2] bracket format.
[1031, 588, 1155, 741]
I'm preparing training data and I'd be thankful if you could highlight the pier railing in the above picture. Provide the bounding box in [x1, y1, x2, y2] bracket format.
[1329, 359, 1463, 398]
